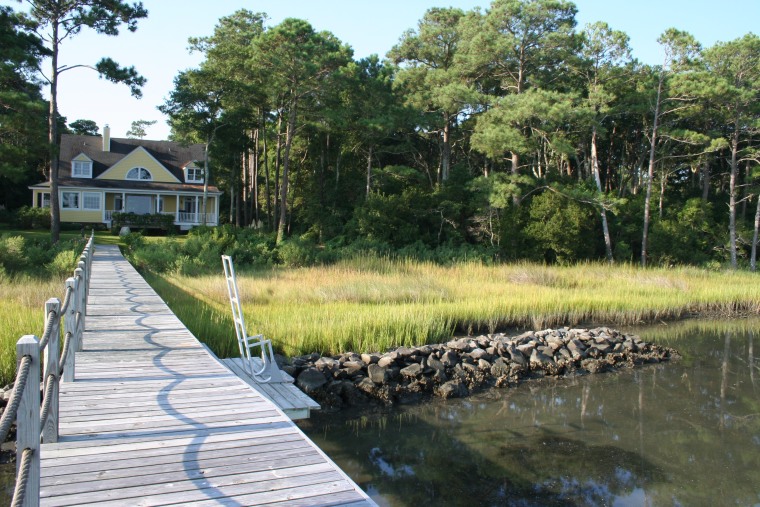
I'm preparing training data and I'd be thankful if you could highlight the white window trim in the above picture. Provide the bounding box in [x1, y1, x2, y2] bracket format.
[40, 192, 51, 208]
[185, 166, 204, 183]
[72, 160, 93, 178]
[61, 191, 80, 209]
[82, 192, 101, 210]
[126, 167, 153, 181]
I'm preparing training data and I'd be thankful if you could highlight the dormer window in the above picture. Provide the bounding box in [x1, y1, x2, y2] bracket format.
[185, 165, 204, 183]
[126, 167, 152, 181]
[72, 160, 92, 178]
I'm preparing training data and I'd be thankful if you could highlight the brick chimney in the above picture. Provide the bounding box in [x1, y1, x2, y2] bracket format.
[103, 124, 111, 152]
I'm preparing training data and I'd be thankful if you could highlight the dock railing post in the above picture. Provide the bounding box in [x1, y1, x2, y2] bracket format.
[42, 298, 60, 444]
[75, 266, 85, 352]
[62, 277, 78, 382]
[17, 335, 41, 507]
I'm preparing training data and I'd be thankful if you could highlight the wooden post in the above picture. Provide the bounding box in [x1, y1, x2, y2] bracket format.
[17, 335, 40, 507]
[42, 299, 60, 443]
[75, 265, 85, 352]
[63, 277, 78, 382]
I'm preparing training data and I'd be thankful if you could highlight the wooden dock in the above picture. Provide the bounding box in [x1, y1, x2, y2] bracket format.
[39, 244, 375, 506]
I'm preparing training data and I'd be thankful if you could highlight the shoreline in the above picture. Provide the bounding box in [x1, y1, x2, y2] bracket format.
[284, 326, 678, 410]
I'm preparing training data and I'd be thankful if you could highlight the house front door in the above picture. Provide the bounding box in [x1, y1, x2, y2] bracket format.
[126, 195, 152, 215]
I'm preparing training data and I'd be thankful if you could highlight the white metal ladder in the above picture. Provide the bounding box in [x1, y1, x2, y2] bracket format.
[222, 255, 281, 383]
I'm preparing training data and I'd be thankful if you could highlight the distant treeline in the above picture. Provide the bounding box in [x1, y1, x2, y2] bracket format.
[3, 1, 759, 267]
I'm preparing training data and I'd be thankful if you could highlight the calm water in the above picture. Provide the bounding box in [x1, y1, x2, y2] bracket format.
[298, 319, 760, 507]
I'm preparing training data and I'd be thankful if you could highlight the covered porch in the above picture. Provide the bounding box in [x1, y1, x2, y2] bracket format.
[104, 191, 219, 229]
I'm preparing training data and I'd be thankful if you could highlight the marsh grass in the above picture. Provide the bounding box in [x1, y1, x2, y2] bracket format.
[0, 276, 67, 385]
[147, 256, 760, 359]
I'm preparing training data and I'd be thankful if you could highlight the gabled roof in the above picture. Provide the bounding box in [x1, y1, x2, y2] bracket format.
[59, 134, 206, 182]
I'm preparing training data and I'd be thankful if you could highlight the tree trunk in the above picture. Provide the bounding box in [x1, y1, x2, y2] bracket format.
[510, 152, 519, 175]
[658, 166, 666, 219]
[242, 147, 249, 226]
[273, 110, 283, 233]
[751, 194, 760, 272]
[262, 111, 272, 230]
[701, 160, 710, 201]
[252, 128, 259, 227]
[591, 125, 614, 263]
[641, 72, 663, 268]
[202, 140, 210, 226]
[729, 123, 739, 269]
[48, 22, 60, 243]
[277, 100, 297, 244]
[365, 145, 373, 198]
[441, 114, 451, 183]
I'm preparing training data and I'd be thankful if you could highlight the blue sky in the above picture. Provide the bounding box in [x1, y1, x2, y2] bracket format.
[6, 0, 759, 140]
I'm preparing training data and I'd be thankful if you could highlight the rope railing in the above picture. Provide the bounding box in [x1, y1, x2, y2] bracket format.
[7, 231, 94, 507]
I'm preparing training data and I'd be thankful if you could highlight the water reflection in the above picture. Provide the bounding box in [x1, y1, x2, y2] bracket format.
[299, 319, 760, 506]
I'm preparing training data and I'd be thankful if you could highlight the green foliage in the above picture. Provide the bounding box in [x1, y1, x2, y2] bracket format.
[0, 233, 84, 276]
[111, 212, 175, 231]
[68, 119, 100, 136]
[524, 190, 599, 263]
[277, 237, 320, 267]
[14, 206, 51, 229]
[649, 198, 721, 265]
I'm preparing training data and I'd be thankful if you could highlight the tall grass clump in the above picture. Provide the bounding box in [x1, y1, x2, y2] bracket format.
[0, 234, 88, 385]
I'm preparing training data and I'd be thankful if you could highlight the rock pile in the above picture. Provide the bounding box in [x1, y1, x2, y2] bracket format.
[284, 327, 678, 409]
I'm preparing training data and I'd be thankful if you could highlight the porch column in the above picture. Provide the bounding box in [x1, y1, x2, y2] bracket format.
[121, 192, 125, 211]
[176, 195, 180, 222]
[195, 195, 199, 223]
[215, 195, 220, 225]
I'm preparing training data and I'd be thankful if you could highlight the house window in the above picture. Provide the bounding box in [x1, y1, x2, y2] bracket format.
[62, 192, 79, 209]
[126, 167, 152, 181]
[114, 195, 123, 211]
[186, 167, 203, 183]
[72, 160, 92, 178]
[82, 192, 101, 210]
[38, 193, 50, 208]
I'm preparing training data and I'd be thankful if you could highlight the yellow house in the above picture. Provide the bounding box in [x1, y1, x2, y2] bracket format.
[30, 126, 222, 230]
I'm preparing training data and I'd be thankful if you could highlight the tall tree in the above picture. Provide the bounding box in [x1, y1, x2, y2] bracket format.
[640, 29, 700, 267]
[22, 0, 147, 242]
[0, 5, 48, 208]
[388, 7, 473, 184]
[578, 21, 633, 263]
[253, 18, 352, 243]
[126, 119, 156, 139]
[160, 69, 224, 225]
[461, 0, 578, 174]
[68, 118, 99, 136]
[700, 34, 760, 269]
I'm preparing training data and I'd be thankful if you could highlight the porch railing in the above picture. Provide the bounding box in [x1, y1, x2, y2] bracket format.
[104, 210, 217, 225]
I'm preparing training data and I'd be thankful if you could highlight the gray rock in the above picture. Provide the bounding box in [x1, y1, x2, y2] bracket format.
[438, 379, 469, 399]
[440, 350, 459, 367]
[356, 377, 377, 394]
[367, 363, 388, 384]
[342, 361, 364, 376]
[400, 363, 423, 378]
[378, 355, 395, 368]
[490, 358, 511, 377]
[508, 346, 527, 366]
[446, 338, 470, 351]
[477, 358, 491, 370]
[315, 357, 339, 372]
[361, 353, 380, 365]
[470, 348, 488, 360]
[517, 342, 535, 355]
[296, 368, 327, 393]
[426, 356, 445, 374]
[396, 346, 415, 358]
[530, 349, 555, 367]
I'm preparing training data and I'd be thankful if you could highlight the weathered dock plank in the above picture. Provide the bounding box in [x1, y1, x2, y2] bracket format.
[39, 244, 375, 507]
